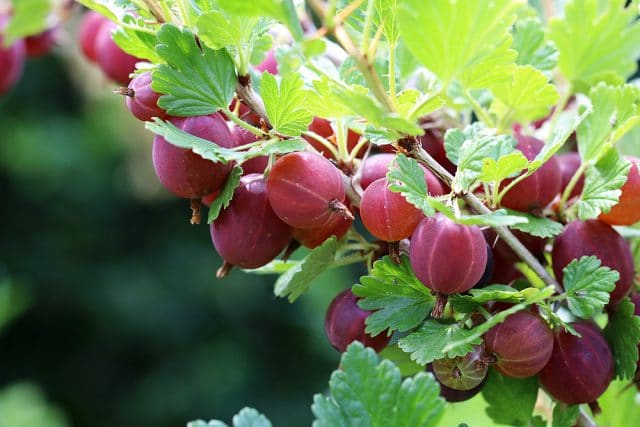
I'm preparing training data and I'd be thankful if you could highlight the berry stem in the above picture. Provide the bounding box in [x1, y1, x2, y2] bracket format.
[431, 293, 448, 319]
[190, 199, 201, 225]
[114, 87, 135, 97]
[329, 199, 355, 220]
[216, 261, 233, 278]
[235, 77, 272, 128]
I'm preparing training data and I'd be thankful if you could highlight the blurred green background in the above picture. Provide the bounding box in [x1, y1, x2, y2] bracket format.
[0, 19, 358, 427]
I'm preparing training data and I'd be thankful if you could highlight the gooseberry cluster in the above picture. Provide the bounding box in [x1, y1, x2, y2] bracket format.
[5, 1, 640, 424]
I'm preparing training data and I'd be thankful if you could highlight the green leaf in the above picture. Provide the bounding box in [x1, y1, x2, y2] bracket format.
[217, 0, 303, 42]
[207, 166, 242, 223]
[562, 256, 618, 319]
[188, 407, 272, 427]
[75, 0, 122, 21]
[489, 65, 559, 126]
[448, 124, 518, 191]
[352, 256, 433, 336]
[395, 89, 445, 122]
[596, 380, 640, 426]
[311, 342, 445, 427]
[379, 346, 425, 377]
[604, 297, 640, 380]
[146, 120, 305, 164]
[552, 404, 580, 427]
[152, 25, 236, 116]
[112, 16, 161, 63]
[452, 210, 528, 228]
[273, 237, 337, 302]
[397, 320, 482, 365]
[260, 73, 313, 136]
[504, 210, 564, 238]
[398, 0, 521, 89]
[480, 152, 529, 183]
[482, 370, 538, 426]
[549, 0, 640, 90]
[512, 17, 559, 71]
[386, 154, 436, 217]
[577, 84, 640, 163]
[577, 150, 632, 221]
[2, 0, 50, 45]
[449, 286, 523, 314]
[376, 0, 400, 44]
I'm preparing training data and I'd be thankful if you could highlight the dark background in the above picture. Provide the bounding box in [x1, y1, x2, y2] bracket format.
[0, 19, 356, 427]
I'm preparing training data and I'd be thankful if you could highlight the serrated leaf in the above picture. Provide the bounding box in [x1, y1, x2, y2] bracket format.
[562, 256, 618, 319]
[208, 166, 242, 223]
[482, 370, 538, 426]
[552, 404, 580, 427]
[311, 342, 445, 427]
[395, 90, 445, 122]
[398, 0, 521, 89]
[274, 237, 336, 302]
[504, 210, 564, 238]
[152, 25, 236, 116]
[2, 0, 50, 45]
[604, 297, 640, 380]
[217, 0, 303, 41]
[112, 16, 161, 63]
[260, 73, 313, 136]
[353, 256, 433, 336]
[549, 0, 640, 89]
[448, 124, 518, 191]
[480, 152, 529, 183]
[397, 320, 482, 365]
[577, 150, 631, 220]
[189, 407, 272, 427]
[512, 17, 559, 71]
[489, 65, 559, 126]
[376, 0, 400, 44]
[387, 154, 436, 217]
[449, 285, 523, 314]
[577, 83, 640, 163]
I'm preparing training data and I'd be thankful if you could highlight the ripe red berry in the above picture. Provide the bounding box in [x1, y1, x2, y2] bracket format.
[420, 129, 456, 174]
[538, 323, 614, 404]
[599, 157, 640, 225]
[255, 49, 278, 74]
[210, 174, 292, 269]
[500, 135, 562, 212]
[359, 153, 445, 194]
[124, 72, 169, 122]
[473, 244, 494, 288]
[78, 11, 108, 63]
[410, 214, 487, 295]
[483, 311, 553, 378]
[24, 28, 58, 58]
[0, 16, 26, 94]
[360, 178, 423, 241]
[267, 152, 350, 229]
[432, 345, 488, 390]
[552, 220, 634, 304]
[324, 288, 390, 353]
[94, 21, 141, 84]
[152, 113, 236, 199]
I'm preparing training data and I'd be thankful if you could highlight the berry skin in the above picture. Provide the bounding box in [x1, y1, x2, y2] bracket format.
[94, 21, 141, 84]
[360, 178, 423, 242]
[432, 345, 488, 391]
[267, 152, 349, 229]
[124, 72, 169, 122]
[599, 157, 640, 225]
[324, 288, 390, 353]
[0, 15, 26, 94]
[410, 214, 487, 295]
[483, 311, 553, 378]
[473, 244, 494, 288]
[500, 135, 562, 212]
[293, 203, 353, 249]
[359, 153, 445, 194]
[552, 220, 634, 304]
[152, 113, 236, 199]
[255, 49, 278, 74]
[557, 152, 584, 199]
[24, 28, 58, 58]
[78, 11, 108, 63]
[210, 174, 292, 269]
[419, 129, 457, 174]
[538, 323, 614, 405]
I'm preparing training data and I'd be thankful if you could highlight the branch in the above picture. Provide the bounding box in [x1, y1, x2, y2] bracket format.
[236, 77, 272, 128]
